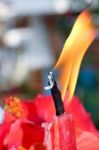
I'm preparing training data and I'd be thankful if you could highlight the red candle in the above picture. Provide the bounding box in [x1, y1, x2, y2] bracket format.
[43, 113, 77, 150]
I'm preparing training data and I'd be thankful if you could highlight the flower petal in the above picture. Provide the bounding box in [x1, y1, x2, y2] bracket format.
[4, 119, 44, 149]
[29, 95, 55, 124]
[77, 131, 99, 150]
[4, 95, 56, 125]
[0, 123, 11, 149]
[64, 95, 99, 136]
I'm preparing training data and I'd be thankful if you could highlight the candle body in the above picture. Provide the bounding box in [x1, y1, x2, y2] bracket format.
[43, 113, 77, 150]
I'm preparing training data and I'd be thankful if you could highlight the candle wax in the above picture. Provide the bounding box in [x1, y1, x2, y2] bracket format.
[43, 113, 77, 150]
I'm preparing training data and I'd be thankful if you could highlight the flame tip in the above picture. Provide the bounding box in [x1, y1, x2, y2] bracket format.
[54, 10, 96, 102]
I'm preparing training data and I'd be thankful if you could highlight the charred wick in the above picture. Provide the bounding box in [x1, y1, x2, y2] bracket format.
[48, 72, 65, 116]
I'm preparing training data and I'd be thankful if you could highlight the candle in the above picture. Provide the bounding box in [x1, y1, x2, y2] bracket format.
[44, 9, 96, 148]
[44, 71, 77, 150]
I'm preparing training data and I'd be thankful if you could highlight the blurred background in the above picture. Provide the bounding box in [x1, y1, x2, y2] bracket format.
[0, 0, 98, 127]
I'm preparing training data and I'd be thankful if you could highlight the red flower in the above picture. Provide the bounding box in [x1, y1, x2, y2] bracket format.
[3, 95, 56, 125]
[1, 94, 99, 150]
[3, 95, 98, 135]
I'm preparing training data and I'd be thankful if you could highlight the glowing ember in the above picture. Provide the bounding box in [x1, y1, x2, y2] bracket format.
[54, 10, 96, 101]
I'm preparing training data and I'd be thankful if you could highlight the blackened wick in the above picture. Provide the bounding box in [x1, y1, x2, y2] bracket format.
[47, 72, 65, 116]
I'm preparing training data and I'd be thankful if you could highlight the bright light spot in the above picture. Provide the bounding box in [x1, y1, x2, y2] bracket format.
[53, 0, 70, 14]
[3, 30, 21, 48]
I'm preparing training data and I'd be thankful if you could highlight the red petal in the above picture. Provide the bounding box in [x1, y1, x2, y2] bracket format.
[31, 143, 46, 150]
[28, 95, 55, 124]
[21, 121, 44, 148]
[4, 95, 56, 124]
[64, 96, 98, 136]
[77, 131, 99, 150]
[0, 123, 11, 149]
[4, 119, 44, 149]
[4, 120, 23, 148]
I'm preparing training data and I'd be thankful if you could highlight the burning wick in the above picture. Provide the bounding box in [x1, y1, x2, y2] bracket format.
[45, 72, 65, 116]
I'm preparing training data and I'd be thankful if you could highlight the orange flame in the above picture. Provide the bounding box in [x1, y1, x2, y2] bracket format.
[54, 10, 96, 101]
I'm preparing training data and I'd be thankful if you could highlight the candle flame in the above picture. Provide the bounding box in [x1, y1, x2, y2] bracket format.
[54, 10, 96, 101]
